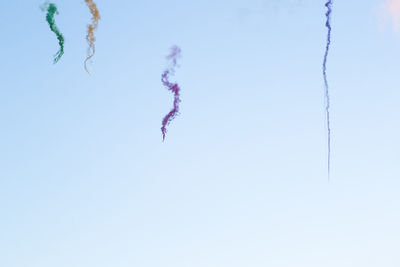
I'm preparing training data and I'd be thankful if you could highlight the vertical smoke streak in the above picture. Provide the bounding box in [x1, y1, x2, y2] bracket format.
[323, 0, 332, 178]
[84, 0, 100, 74]
[41, 2, 64, 64]
[161, 46, 182, 141]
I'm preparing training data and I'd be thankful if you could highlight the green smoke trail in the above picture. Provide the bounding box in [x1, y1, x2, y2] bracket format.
[41, 2, 64, 64]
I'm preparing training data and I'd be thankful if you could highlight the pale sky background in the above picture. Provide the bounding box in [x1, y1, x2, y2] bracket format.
[1, 0, 400, 266]
[386, 0, 400, 26]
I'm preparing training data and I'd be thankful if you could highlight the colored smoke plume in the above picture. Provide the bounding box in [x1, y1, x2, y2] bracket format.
[84, 0, 100, 74]
[41, 2, 64, 64]
[161, 46, 182, 141]
[323, 0, 332, 178]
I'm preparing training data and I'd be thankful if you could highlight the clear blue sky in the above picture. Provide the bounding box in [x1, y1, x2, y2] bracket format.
[1, 0, 400, 266]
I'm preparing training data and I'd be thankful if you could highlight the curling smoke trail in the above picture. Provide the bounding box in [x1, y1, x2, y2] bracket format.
[41, 2, 64, 64]
[84, 0, 100, 74]
[161, 46, 182, 141]
[323, 0, 332, 178]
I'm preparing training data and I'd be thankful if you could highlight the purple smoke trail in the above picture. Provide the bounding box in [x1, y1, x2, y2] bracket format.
[161, 46, 182, 141]
[323, 0, 332, 178]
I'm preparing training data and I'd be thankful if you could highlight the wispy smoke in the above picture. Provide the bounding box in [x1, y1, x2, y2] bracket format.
[41, 2, 64, 64]
[385, 0, 400, 28]
[323, 0, 332, 178]
[161, 46, 182, 142]
[84, 0, 100, 74]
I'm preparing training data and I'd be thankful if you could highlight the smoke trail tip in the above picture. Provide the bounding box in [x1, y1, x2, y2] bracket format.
[166, 45, 182, 67]
[40, 2, 49, 11]
[167, 45, 181, 57]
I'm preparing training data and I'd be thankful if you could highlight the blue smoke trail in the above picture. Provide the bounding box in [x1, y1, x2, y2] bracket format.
[323, 0, 332, 178]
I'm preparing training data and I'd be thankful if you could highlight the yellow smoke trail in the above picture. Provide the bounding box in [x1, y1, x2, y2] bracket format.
[386, 0, 400, 29]
[84, 0, 100, 74]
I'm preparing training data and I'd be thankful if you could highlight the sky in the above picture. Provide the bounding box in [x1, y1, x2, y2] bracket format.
[1, 0, 400, 266]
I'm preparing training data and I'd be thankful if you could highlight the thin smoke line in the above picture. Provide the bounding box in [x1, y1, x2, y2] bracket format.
[323, 0, 332, 179]
[84, 0, 100, 74]
[161, 46, 182, 141]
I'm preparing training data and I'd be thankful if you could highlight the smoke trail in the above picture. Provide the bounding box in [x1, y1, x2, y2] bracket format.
[161, 46, 182, 141]
[84, 0, 100, 74]
[41, 2, 64, 64]
[323, 0, 332, 178]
